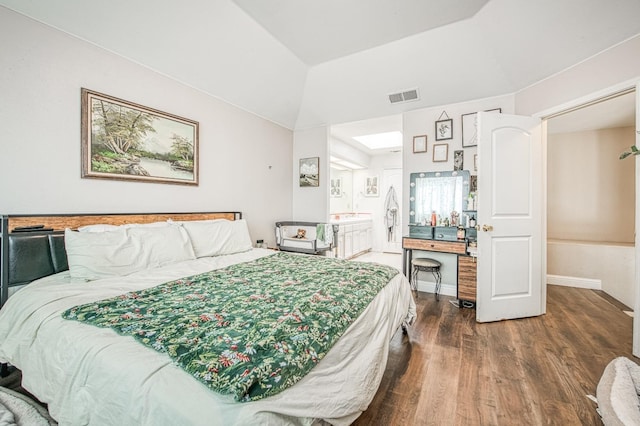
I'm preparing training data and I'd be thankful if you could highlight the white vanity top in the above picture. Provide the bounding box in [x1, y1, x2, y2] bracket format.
[330, 214, 372, 224]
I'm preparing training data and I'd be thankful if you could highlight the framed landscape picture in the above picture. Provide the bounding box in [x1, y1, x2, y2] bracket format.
[299, 157, 319, 187]
[81, 88, 199, 185]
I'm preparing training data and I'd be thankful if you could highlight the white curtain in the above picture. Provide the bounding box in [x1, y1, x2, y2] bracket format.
[415, 176, 463, 224]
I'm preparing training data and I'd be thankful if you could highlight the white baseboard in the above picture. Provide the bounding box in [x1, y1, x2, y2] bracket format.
[416, 280, 456, 298]
[547, 274, 601, 290]
[416, 275, 603, 296]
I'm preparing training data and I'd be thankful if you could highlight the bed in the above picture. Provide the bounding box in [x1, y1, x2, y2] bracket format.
[0, 212, 416, 425]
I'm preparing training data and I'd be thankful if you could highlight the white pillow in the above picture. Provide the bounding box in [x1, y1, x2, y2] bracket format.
[180, 219, 253, 258]
[78, 221, 170, 232]
[64, 225, 195, 281]
[77, 224, 120, 233]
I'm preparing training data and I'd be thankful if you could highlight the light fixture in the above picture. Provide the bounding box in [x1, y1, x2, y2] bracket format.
[353, 131, 402, 150]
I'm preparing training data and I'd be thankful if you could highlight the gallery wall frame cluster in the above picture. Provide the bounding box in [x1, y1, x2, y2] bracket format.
[412, 108, 502, 167]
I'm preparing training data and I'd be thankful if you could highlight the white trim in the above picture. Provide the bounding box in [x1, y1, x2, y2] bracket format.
[416, 280, 456, 298]
[633, 83, 640, 357]
[533, 77, 640, 120]
[547, 274, 601, 290]
[517, 34, 640, 94]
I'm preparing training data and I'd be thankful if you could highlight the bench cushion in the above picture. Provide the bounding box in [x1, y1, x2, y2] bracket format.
[597, 357, 640, 426]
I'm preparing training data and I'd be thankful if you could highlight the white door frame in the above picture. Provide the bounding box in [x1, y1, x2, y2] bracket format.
[634, 82, 640, 357]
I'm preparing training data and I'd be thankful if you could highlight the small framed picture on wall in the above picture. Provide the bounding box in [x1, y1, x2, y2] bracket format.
[413, 135, 427, 153]
[435, 118, 453, 141]
[364, 175, 379, 197]
[432, 144, 448, 162]
[453, 150, 463, 171]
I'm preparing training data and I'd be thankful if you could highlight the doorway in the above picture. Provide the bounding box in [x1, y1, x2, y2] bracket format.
[381, 168, 402, 254]
[544, 89, 636, 310]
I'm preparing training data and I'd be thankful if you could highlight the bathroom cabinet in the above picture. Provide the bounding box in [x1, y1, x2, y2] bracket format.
[333, 219, 372, 259]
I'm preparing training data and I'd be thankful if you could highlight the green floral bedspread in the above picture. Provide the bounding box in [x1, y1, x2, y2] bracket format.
[62, 252, 399, 401]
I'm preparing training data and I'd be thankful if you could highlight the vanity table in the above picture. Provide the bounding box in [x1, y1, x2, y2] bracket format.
[406, 170, 478, 303]
[402, 236, 477, 303]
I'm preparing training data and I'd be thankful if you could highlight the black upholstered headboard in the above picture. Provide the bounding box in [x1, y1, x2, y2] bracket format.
[0, 212, 242, 307]
[1, 228, 69, 305]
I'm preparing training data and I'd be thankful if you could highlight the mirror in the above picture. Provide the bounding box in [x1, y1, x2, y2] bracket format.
[409, 170, 471, 225]
[329, 168, 353, 213]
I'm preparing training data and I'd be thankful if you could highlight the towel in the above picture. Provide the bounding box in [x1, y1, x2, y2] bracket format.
[316, 223, 333, 245]
[384, 186, 399, 242]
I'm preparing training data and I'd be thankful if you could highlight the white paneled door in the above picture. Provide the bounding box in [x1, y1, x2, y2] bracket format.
[476, 112, 545, 323]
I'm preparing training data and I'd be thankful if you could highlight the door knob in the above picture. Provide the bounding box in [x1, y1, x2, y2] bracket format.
[482, 224, 493, 232]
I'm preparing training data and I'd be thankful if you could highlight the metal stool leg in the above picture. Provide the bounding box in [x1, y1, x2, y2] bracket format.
[410, 266, 417, 291]
[432, 268, 441, 301]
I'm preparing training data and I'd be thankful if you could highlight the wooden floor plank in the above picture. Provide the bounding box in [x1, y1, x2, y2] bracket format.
[352, 284, 636, 425]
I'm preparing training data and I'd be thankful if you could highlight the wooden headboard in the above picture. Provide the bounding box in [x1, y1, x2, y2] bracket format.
[0, 212, 241, 307]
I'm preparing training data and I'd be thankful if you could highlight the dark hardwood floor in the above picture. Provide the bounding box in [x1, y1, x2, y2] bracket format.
[353, 285, 635, 425]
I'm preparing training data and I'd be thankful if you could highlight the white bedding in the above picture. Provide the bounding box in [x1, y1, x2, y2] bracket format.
[0, 249, 415, 425]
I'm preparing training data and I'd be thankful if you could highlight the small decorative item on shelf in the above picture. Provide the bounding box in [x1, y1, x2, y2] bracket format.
[457, 226, 466, 240]
[450, 210, 459, 226]
[467, 192, 477, 210]
[469, 215, 476, 228]
[431, 211, 437, 226]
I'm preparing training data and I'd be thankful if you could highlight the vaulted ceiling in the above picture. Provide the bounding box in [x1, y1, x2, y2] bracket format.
[2, 0, 640, 130]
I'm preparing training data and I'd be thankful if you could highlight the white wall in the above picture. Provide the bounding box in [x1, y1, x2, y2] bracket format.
[292, 126, 329, 222]
[548, 240, 634, 307]
[0, 9, 293, 246]
[547, 127, 635, 243]
[402, 94, 516, 234]
[516, 35, 640, 117]
[330, 137, 371, 168]
[400, 94, 514, 295]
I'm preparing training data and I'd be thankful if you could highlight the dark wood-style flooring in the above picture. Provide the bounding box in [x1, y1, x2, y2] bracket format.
[353, 285, 636, 425]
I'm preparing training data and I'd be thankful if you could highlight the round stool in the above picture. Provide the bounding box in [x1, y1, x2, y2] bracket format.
[411, 258, 442, 300]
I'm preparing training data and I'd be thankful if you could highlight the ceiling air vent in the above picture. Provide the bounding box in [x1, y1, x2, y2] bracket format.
[388, 88, 419, 104]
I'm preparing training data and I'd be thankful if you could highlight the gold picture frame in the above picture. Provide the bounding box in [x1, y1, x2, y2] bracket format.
[81, 88, 199, 185]
[432, 143, 449, 162]
[413, 135, 427, 153]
